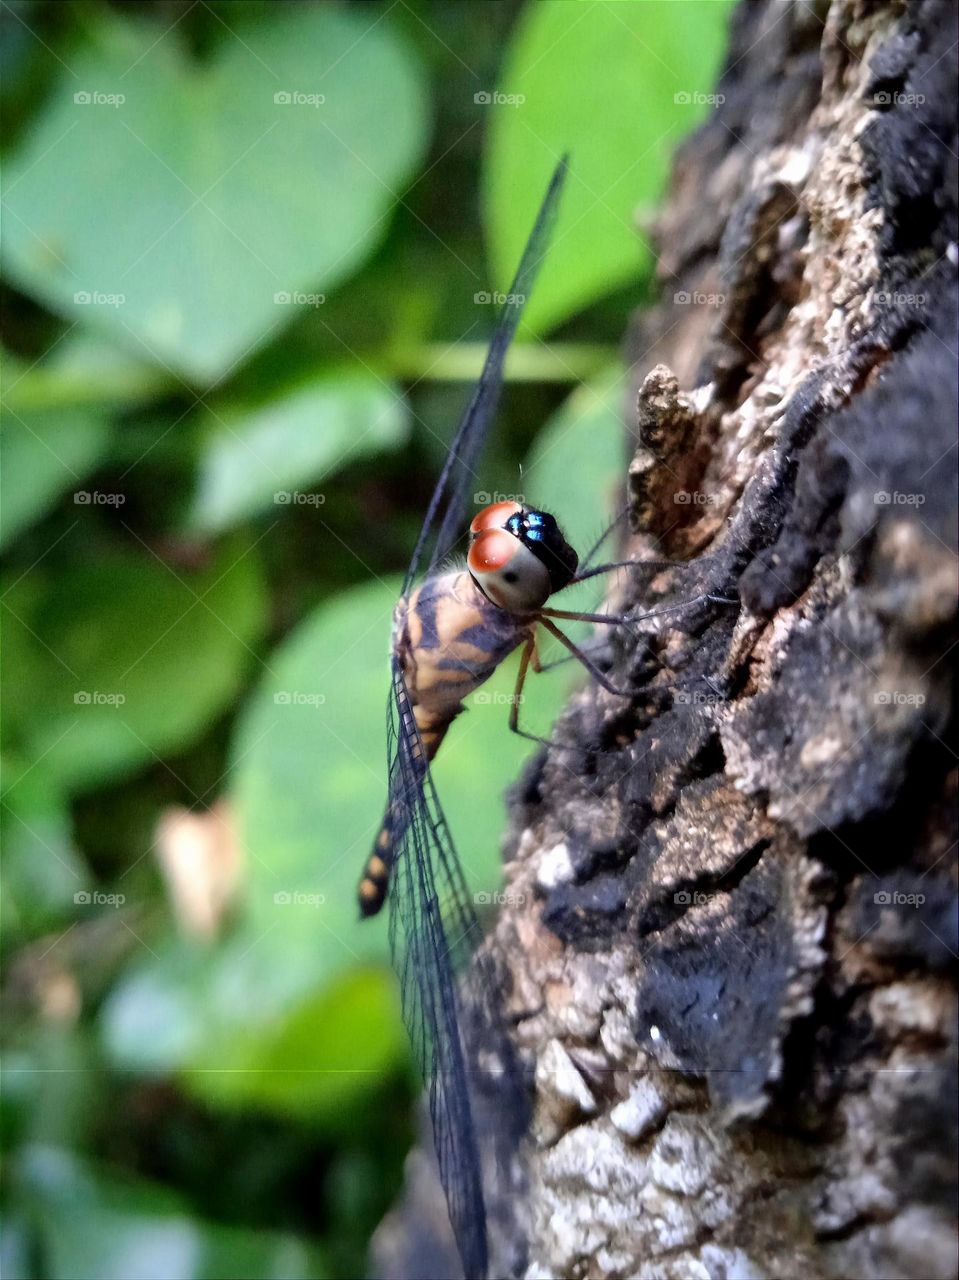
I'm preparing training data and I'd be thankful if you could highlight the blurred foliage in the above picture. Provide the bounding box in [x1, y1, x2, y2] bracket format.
[487, 0, 731, 332]
[0, 2, 732, 1277]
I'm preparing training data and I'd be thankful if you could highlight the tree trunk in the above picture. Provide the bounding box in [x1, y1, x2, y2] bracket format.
[374, 1, 958, 1276]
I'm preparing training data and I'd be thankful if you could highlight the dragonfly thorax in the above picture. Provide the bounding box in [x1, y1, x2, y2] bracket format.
[467, 499, 578, 613]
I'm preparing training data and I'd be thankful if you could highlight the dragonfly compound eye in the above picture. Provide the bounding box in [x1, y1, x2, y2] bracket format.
[468, 527, 552, 612]
[510, 508, 579, 594]
[469, 500, 523, 535]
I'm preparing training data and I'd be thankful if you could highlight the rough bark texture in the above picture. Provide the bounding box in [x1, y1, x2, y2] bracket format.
[374, 1, 958, 1277]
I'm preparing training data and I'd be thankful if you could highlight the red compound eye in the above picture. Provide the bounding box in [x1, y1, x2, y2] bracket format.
[467, 528, 518, 574]
[469, 500, 522, 535]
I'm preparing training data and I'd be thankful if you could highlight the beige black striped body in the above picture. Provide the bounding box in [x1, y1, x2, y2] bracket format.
[358, 569, 532, 916]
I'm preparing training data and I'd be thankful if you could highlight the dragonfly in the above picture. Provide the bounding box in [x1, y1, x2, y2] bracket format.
[357, 158, 667, 1278]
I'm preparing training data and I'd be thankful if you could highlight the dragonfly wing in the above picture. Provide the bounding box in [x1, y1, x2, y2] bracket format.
[381, 162, 567, 1275]
[404, 157, 569, 595]
[385, 655, 527, 1278]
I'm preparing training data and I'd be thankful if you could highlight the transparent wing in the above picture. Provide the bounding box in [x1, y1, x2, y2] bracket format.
[403, 156, 568, 597]
[386, 655, 528, 1278]
[384, 162, 566, 1276]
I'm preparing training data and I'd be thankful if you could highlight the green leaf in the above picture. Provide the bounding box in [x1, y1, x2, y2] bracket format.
[14, 1146, 329, 1280]
[189, 374, 410, 533]
[3, 336, 171, 414]
[185, 968, 406, 1123]
[0, 757, 85, 934]
[4, 9, 429, 382]
[485, 0, 733, 332]
[100, 931, 400, 1127]
[98, 942, 215, 1076]
[0, 408, 113, 548]
[2, 543, 267, 793]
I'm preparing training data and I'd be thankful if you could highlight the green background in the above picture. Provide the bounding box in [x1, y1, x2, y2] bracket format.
[0, 2, 732, 1275]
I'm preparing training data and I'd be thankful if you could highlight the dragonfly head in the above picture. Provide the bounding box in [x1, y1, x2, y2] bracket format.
[467, 500, 578, 612]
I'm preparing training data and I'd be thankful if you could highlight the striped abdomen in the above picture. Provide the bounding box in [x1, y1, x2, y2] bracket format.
[358, 571, 529, 918]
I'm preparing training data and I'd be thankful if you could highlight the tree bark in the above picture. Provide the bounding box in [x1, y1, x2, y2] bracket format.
[374, 1, 958, 1276]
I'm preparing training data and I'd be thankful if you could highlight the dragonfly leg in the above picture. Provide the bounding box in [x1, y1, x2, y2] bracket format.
[569, 557, 699, 586]
[507, 633, 557, 748]
[537, 635, 610, 674]
[539, 606, 628, 626]
[540, 591, 739, 637]
[538, 616, 633, 698]
[508, 634, 534, 737]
